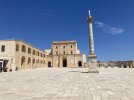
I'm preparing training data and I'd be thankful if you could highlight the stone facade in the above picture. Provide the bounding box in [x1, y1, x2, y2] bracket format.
[46, 41, 86, 67]
[0, 40, 47, 72]
[0, 40, 86, 72]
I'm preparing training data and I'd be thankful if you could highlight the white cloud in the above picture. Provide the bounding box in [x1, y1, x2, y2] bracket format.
[94, 21, 124, 35]
[95, 21, 106, 28]
[105, 27, 124, 35]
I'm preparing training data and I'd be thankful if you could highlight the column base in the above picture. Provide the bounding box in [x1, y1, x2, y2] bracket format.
[88, 70, 99, 73]
[88, 54, 99, 73]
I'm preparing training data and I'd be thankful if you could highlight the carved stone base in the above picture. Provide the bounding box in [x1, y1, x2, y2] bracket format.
[88, 54, 99, 73]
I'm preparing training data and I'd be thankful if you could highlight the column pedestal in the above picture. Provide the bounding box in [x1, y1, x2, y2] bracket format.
[88, 54, 99, 73]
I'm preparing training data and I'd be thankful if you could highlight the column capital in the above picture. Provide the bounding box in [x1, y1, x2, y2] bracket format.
[87, 16, 93, 23]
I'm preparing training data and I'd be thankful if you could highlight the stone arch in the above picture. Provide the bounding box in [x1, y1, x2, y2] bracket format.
[32, 58, 35, 68]
[21, 56, 26, 69]
[22, 45, 26, 52]
[27, 57, 31, 68]
[78, 61, 82, 67]
[28, 48, 31, 54]
[33, 49, 35, 55]
[33, 58, 35, 64]
[16, 44, 19, 51]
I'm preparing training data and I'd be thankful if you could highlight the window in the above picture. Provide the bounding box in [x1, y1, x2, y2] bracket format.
[22, 45, 26, 52]
[16, 44, 19, 51]
[44, 54, 45, 58]
[28, 48, 31, 54]
[63, 51, 65, 54]
[1, 45, 5, 52]
[71, 45, 73, 48]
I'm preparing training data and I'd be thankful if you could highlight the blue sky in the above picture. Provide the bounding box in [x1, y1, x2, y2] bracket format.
[0, 0, 134, 61]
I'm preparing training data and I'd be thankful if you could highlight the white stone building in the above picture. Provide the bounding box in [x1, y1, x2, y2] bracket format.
[46, 41, 86, 67]
[0, 39, 86, 72]
[0, 39, 47, 72]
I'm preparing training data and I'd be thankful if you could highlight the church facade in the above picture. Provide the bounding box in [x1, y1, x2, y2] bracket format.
[46, 41, 86, 67]
[0, 39, 86, 72]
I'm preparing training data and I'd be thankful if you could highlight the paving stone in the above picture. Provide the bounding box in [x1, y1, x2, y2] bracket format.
[0, 68, 134, 100]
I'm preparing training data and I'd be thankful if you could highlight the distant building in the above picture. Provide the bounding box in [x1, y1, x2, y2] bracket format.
[98, 61, 134, 68]
[0, 40, 86, 72]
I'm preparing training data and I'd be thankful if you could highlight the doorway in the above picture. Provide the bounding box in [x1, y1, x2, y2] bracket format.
[78, 61, 82, 67]
[0, 61, 3, 72]
[3, 60, 8, 72]
[63, 59, 67, 67]
[48, 62, 52, 67]
[124, 65, 127, 68]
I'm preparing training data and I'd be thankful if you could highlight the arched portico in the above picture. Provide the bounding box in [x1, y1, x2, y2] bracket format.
[21, 56, 26, 69]
[27, 57, 31, 69]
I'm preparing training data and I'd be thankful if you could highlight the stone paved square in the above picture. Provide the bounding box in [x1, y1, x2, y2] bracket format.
[0, 68, 134, 100]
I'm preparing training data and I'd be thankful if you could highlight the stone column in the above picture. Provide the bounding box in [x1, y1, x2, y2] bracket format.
[87, 11, 99, 73]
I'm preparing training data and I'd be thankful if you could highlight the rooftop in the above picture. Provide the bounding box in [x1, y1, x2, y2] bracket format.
[0, 39, 46, 53]
[52, 40, 77, 44]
